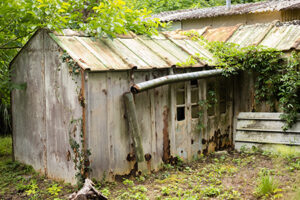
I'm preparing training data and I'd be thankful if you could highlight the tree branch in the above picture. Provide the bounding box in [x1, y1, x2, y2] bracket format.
[0, 46, 22, 49]
[0, 30, 35, 49]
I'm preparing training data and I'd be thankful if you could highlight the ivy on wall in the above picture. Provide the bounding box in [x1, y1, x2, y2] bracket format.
[182, 31, 300, 130]
[62, 54, 91, 188]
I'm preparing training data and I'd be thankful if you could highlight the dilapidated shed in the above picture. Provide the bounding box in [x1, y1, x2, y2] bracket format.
[11, 21, 300, 183]
[153, 0, 300, 30]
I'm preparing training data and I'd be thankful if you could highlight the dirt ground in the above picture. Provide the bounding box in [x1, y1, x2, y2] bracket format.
[1, 136, 300, 200]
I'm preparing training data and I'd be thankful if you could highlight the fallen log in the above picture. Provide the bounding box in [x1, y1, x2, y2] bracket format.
[69, 179, 108, 200]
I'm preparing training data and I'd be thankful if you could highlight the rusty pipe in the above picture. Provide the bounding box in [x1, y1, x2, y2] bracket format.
[131, 69, 223, 93]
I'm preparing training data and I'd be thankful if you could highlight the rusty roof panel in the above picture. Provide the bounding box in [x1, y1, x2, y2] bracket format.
[203, 25, 240, 42]
[260, 24, 300, 51]
[227, 23, 273, 47]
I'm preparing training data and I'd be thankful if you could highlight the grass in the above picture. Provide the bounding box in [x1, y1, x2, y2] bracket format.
[0, 136, 75, 200]
[255, 175, 279, 197]
[0, 136, 12, 156]
[0, 136, 300, 199]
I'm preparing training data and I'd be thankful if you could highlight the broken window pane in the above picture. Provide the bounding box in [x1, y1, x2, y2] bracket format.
[177, 107, 185, 121]
[190, 80, 198, 87]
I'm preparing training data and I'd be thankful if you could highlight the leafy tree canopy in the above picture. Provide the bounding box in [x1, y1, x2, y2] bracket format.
[0, 0, 164, 135]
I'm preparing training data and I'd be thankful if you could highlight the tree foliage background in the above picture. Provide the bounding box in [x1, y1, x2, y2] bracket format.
[0, 0, 265, 135]
[125, 0, 264, 13]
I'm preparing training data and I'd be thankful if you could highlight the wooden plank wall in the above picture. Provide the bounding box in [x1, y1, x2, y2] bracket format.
[235, 112, 300, 151]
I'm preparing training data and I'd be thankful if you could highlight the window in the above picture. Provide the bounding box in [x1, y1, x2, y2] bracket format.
[191, 80, 199, 119]
[176, 84, 185, 121]
[177, 107, 185, 121]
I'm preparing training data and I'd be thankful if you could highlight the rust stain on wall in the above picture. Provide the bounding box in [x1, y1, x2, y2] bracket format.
[162, 106, 170, 163]
[202, 126, 232, 154]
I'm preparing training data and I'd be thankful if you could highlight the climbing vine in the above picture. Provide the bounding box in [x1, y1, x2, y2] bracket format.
[181, 31, 300, 130]
[197, 90, 217, 130]
[61, 52, 81, 77]
[62, 53, 91, 188]
[69, 118, 92, 188]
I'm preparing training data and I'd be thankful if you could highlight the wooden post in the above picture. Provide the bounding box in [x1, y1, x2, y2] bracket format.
[124, 92, 145, 163]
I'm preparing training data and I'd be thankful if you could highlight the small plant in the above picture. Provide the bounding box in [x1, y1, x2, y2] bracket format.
[159, 171, 170, 180]
[161, 186, 171, 196]
[254, 175, 280, 197]
[219, 189, 241, 200]
[122, 178, 134, 186]
[47, 184, 62, 196]
[100, 187, 110, 197]
[117, 185, 149, 200]
[289, 159, 300, 172]
[162, 163, 174, 170]
[136, 175, 146, 182]
[201, 185, 221, 197]
[25, 180, 39, 199]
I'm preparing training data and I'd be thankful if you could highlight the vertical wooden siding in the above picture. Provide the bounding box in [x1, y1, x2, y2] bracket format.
[87, 69, 234, 180]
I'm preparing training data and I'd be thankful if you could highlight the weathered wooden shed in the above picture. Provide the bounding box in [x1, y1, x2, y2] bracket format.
[153, 0, 300, 30]
[11, 21, 300, 183]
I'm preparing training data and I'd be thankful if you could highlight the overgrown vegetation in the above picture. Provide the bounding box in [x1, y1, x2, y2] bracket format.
[182, 31, 300, 130]
[0, 0, 165, 136]
[0, 0, 269, 136]
[0, 136, 75, 199]
[96, 145, 300, 199]
[1, 136, 300, 199]
[69, 118, 92, 189]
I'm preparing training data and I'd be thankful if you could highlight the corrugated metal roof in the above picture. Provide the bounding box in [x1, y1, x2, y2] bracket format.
[49, 32, 214, 71]
[227, 23, 273, 46]
[152, 0, 300, 22]
[202, 25, 241, 42]
[169, 20, 300, 50]
[260, 22, 300, 50]
[49, 21, 300, 71]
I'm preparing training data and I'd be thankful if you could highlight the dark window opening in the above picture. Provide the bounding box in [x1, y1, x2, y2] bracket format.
[191, 79, 198, 87]
[177, 107, 185, 121]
